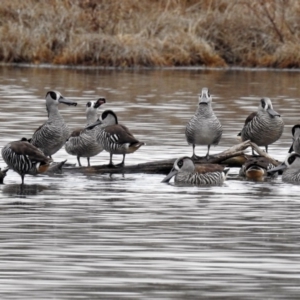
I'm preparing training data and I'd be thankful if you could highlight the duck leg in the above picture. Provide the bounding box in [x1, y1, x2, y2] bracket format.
[191, 145, 201, 160]
[205, 145, 211, 160]
[77, 156, 82, 167]
[107, 153, 115, 168]
[21, 174, 25, 186]
[87, 157, 90, 167]
[116, 154, 126, 167]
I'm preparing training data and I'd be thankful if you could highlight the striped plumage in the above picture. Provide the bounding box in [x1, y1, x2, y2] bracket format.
[267, 153, 300, 183]
[30, 91, 77, 158]
[65, 98, 106, 166]
[1, 139, 52, 185]
[289, 124, 300, 154]
[185, 87, 222, 159]
[162, 156, 229, 185]
[86, 110, 144, 166]
[239, 97, 284, 153]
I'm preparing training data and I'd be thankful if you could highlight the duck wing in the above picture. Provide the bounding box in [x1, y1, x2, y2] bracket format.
[104, 125, 140, 145]
[194, 163, 225, 174]
[10, 141, 51, 163]
[69, 128, 84, 138]
[237, 112, 257, 136]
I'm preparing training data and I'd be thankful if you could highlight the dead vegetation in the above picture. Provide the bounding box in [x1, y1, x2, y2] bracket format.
[0, 0, 300, 67]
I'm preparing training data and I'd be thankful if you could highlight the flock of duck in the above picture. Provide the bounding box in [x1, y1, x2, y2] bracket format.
[1, 88, 300, 188]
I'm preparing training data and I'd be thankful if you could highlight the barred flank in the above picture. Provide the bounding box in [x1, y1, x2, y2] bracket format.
[186, 105, 222, 146]
[2, 145, 34, 174]
[65, 129, 103, 157]
[241, 113, 283, 146]
[176, 171, 225, 185]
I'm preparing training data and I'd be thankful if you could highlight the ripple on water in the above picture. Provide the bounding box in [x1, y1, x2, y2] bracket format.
[0, 67, 300, 299]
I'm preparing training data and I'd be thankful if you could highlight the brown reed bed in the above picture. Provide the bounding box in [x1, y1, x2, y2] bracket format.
[0, 0, 300, 68]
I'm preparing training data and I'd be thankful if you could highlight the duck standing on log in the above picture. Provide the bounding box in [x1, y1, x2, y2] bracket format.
[185, 87, 222, 160]
[86, 110, 145, 167]
[30, 91, 77, 158]
[238, 97, 284, 155]
[65, 98, 106, 166]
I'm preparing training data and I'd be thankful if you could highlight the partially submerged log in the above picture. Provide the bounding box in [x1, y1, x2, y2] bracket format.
[62, 140, 280, 175]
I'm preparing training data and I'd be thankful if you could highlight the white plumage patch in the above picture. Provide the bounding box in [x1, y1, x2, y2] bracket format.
[110, 134, 119, 143]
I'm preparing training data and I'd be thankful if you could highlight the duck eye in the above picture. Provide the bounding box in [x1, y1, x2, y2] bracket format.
[261, 99, 266, 109]
[178, 160, 183, 167]
[288, 155, 297, 165]
[87, 102, 91, 107]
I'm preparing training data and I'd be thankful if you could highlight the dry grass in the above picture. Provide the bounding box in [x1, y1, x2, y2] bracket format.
[0, 0, 300, 67]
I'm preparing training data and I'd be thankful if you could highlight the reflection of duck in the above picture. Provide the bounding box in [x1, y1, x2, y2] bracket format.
[238, 98, 284, 154]
[239, 156, 277, 181]
[2, 183, 48, 197]
[86, 110, 144, 167]
[30, 91, 77, 158]
[185, 87, 222, 159]
[65, 98, 106, 166]
[289, 124, 300, 154]
[1, 139, 52, 186]
[268, 153, 300, 183]
[162, 156, 229, 185]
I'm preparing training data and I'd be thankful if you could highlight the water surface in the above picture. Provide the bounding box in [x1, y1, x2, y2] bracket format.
[0, 66, 299, 299]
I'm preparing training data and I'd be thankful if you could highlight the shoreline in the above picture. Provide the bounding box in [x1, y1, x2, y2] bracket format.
[2, 62, 300, 73]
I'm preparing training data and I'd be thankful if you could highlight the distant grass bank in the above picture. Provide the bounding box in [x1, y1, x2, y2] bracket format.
[1, 0, 300, 68]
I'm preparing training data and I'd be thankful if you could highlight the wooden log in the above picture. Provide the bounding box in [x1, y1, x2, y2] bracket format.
[62, 140, 261, 175]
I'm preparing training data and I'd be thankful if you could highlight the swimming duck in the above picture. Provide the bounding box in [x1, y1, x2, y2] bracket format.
[267, 153, 300, 183]
[239, 156, 277, 181]
[162, 156, 229, 185]
[289, 124, 300, 154]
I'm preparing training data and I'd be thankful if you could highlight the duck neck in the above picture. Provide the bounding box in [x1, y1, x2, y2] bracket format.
[47, 106, 63, 121]
[196, 104, 213, 117]
[86, 111, 98, 126]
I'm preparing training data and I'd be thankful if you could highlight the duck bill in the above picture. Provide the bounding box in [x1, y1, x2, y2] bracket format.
[199, 95, 209, 105]
[58, 97, 77, 106]
[161, 168, 178, 183]
[85, 119, 103, 130]
[94, 97, 106, 108]
[267, 108, 280, 117]
[267, 163, 287, 174]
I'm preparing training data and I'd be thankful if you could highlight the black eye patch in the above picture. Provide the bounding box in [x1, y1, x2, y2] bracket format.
[46, 91, 57, 100]
[261, 98, 266, 108]
[102, 111, 108, 120]
[86, 102, 92, 107]
[288, 155, 297, 165]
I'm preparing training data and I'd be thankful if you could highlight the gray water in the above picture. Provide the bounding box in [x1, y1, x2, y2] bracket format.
[0, 66, 300, 299]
